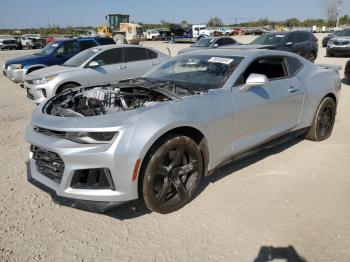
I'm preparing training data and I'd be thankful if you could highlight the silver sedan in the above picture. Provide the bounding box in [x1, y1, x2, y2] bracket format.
[25, 49, 341, 214]
[24, 44, 169, 104]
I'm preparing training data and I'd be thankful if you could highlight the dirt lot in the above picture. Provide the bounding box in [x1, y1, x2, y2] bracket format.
[0, 34, 349, 262]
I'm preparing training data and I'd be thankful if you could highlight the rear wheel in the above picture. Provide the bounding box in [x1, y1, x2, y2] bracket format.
[306, 97, 336, 141]
[307, 51, 317, 63]
[142, 135, 203, 214]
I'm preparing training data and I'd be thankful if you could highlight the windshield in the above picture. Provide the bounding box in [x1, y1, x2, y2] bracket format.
[337, 30, 350, 37]
[144, 55, 243, 89]
[193, 38, 215, 47]
[37, 42, 59, 55]
[251, 33, 286, 45]
[64, 48, 102, 67]
[26, 34, 40, 38]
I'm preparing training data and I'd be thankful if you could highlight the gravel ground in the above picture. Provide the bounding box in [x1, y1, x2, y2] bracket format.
[0, 34, 349, 262]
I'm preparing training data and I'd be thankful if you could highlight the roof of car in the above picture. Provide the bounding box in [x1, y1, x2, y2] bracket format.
[88, 44, 154, 51]
[178, 47, 301, 59]
[52, 36, 112, 43]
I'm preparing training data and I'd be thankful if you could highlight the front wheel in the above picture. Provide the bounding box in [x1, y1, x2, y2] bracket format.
[306, 97, 336, 141]
[141, 135, 203, 214]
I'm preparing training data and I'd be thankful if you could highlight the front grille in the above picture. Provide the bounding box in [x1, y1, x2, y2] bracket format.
[30, 145, 65, 183]
[334, 40, 349, 45]
[3, 40, 16, 45]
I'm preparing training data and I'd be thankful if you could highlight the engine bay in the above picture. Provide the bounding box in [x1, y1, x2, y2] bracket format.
[43, 80, 195, 117]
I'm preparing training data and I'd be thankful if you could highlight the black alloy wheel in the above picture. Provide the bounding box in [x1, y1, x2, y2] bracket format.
[142, 135, 203, 214]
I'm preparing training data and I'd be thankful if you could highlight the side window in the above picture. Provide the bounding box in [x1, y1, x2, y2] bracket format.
[236, 57, 287, 85]
[215, 39, 225, 46]
[287, 57, 303, 75]
[93, 48, 123, 65]
[56, 41, 79, 56]
[124, 47, 148, 62]
[95, 37, 116, 45]
[300, 32, 311, 42]
[285, 33, 298, 44]
[79, 40, 97, 51]
[147, 49, 158, 59]
[222, 38, 236, 45]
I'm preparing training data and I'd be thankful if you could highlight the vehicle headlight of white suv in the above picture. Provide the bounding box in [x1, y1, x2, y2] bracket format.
[32, 75, 57, 85]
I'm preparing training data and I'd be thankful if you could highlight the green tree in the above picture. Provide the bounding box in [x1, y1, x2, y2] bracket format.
[207, 17, 224, 27]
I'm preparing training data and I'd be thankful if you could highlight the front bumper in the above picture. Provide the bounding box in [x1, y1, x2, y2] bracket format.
[0, 44, 17, 50]
[24, 81, 51, 104]
[25, 124, 139, 209]
[27, 162, 125, 213]
[5, 67, 27, 83]
[327, 46, 350, 56]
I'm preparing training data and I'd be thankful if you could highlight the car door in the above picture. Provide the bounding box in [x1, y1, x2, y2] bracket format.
[231, 56, 305, 154]
[123, 47, 159, 77]
[86, 47, 127, 85]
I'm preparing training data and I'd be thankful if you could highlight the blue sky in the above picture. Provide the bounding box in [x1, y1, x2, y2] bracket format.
[0, 0, 349, 28]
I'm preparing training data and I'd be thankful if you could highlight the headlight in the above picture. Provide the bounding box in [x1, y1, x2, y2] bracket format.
[10, 64, 22, 69]
[65, 131, 118, 144]
[32, 75, 57, 85]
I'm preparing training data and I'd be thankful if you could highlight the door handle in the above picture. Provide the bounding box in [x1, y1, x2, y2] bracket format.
[151, 61, 159, 66]
[288, 86, 299, 93]
[119, 65, 127, 70]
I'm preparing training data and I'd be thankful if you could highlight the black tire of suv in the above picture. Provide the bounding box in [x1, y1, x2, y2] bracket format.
[141, 135, 203, 214]
[306, 97, 336, 141]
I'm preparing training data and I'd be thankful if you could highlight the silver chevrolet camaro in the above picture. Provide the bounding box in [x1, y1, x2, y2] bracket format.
[24, 44, 169, 104]
[25, 48, 341, 214]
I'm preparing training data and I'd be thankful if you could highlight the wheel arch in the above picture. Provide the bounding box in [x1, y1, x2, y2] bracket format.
[55, 81, 81, 94]
[324, 92, 337, 105]
[137, 125, 210, 198]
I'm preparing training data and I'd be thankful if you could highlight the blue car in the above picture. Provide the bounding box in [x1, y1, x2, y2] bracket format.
[3, 37, 115, 83]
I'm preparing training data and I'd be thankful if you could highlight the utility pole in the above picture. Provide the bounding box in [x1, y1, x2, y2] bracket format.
[336, 0, 343, 28]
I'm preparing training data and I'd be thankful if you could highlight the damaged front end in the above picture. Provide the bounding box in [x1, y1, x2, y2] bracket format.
[42, 79, 194, 117]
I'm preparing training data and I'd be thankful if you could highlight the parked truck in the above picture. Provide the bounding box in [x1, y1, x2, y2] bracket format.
[167, 24, 212, 43]
[21, 34, 45, 49]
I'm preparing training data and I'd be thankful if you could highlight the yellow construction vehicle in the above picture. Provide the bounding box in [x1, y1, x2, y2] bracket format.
[96, 14, 143, 44]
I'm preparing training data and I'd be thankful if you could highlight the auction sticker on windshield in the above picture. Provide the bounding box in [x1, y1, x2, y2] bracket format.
[208, 57, 234, 65]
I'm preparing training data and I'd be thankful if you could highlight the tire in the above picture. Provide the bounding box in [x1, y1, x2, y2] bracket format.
[307, 51, 317, 63]
[327, 51, 334, 57]
[141, 135, 203, 214]
[56, 83, 79, 94]
[306, 97, 336, 141]
[113, 34, 127, 45]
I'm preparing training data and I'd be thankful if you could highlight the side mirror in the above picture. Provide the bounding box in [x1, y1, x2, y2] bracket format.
[213, 43, 219, 48]
[285, 42, 293, 46]
[88, 61, 100, 68]
[240, 73, 268, 92]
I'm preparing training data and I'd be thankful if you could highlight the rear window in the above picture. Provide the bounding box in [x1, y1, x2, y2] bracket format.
[147, 49, 158, 59]
[79, 40, 97, 51]
[287, 57, 303, 75]
[95, 37, 116, 45]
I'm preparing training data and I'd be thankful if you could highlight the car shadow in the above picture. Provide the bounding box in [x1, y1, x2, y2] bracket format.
[194, 136, 303, 199]
[254, 246, 307, 262]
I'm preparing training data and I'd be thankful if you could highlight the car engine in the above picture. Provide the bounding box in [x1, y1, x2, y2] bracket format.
[43, 83, 180, 117]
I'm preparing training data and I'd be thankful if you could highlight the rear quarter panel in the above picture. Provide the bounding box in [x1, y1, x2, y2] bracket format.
[296, 62, 341, 128]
